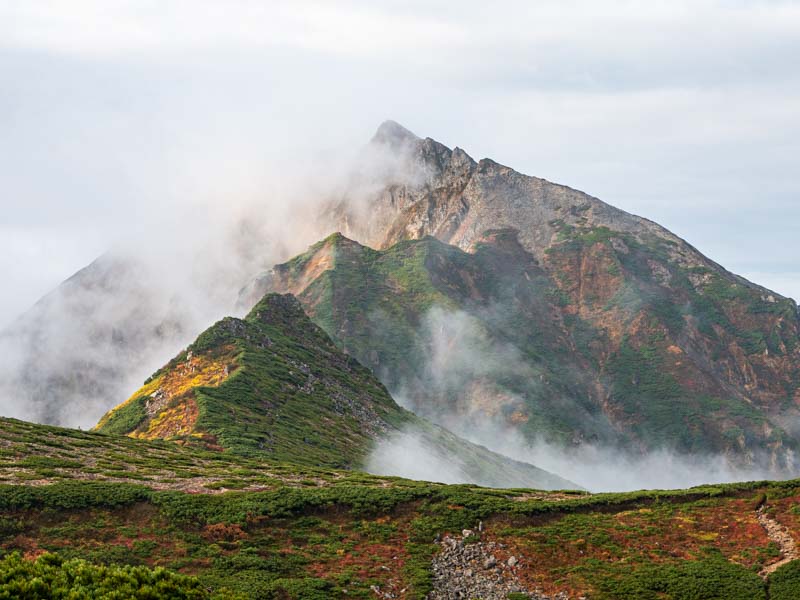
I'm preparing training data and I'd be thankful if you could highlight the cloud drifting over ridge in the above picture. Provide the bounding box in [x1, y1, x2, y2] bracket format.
[370, 304, 783, 492]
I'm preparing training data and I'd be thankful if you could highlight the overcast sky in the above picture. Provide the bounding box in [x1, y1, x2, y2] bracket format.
[1, 0, 798, 327]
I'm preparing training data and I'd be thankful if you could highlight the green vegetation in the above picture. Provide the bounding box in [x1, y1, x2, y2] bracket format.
[97, 396, 148, 435]
[0, 552, 218, 599]
[551, 223, 617, 249]
[606, 339, 701, 448]
[2, 477, 800, 598]
[771, 560, 800, 600]
[91, 292, 568, 489]
[593, 552, 766, 600]
[2, 409, 800, 599]
[0, 416, 379, 492]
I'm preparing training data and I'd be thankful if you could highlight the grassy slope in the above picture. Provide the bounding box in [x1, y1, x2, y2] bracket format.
[96, 293, 403, 467]
[93, 293, 572, 490]
[257, 230, 800, 466]
[4, 416, 800, 598]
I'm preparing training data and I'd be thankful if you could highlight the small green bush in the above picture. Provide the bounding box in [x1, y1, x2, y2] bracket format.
[0, 551, 215, 599]
[596, 553, 766, 600]
[770, 560, 800, 600]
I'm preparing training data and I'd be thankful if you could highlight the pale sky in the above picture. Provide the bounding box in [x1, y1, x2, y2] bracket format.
[1, 0, 799, 326]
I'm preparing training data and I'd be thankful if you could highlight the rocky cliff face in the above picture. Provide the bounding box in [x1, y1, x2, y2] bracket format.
[244, 122, 800, 473]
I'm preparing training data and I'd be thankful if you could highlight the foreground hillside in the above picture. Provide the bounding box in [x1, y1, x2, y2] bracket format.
[93, 293, 571, 490]
[2, 415, 800, 598]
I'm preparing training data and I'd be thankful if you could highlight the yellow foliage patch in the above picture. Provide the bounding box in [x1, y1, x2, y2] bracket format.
[158, 348, 236, 400]
[692, 531, 720, 541]
[100, 346, 238, 440]
[134, 396, 200, 440]
[132, 347, 237, 440]
[93, 375, 164, 431]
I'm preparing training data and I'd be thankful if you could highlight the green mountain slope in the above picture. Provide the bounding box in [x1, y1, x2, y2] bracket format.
[94, 293, 573, 490]
[243, 228, 800, 472]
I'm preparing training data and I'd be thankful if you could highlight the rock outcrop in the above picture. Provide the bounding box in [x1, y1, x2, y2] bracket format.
[430, 532, 576, 600]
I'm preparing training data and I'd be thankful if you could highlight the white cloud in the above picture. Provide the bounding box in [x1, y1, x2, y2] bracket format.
[0, 1, 464, 57]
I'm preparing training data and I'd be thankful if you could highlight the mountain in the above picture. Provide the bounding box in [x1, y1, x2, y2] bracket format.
[6, 119, 799, 475]
[0, 254, 190, 427]
[240, 122, 800, 473]
[94, 292, 573, 490]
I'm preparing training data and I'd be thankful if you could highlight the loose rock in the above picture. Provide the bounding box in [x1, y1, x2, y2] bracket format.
[428, 532, 570, 599]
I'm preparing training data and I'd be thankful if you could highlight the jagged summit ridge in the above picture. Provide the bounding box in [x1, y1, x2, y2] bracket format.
[340, 121, 783, 300]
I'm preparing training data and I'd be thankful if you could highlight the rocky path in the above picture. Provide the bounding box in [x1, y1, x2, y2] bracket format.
[428, 530, 572, 600]
[757, 505, 799, 577]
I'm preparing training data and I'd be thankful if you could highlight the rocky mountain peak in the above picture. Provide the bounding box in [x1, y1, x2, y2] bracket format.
[332, 122, 781, 291]
[370, 119, 420, 149]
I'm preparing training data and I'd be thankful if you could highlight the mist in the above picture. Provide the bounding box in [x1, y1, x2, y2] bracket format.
[459, 425, 776, 493]
[0, 140, 377, 428]
[367, 304, 785, 492]
[366, 429, 479, 486]
[365, 421, 777, 492]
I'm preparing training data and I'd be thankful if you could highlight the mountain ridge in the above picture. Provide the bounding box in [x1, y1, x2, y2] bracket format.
[95, 291, 575, 490]
[3, 120, 798, 482]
